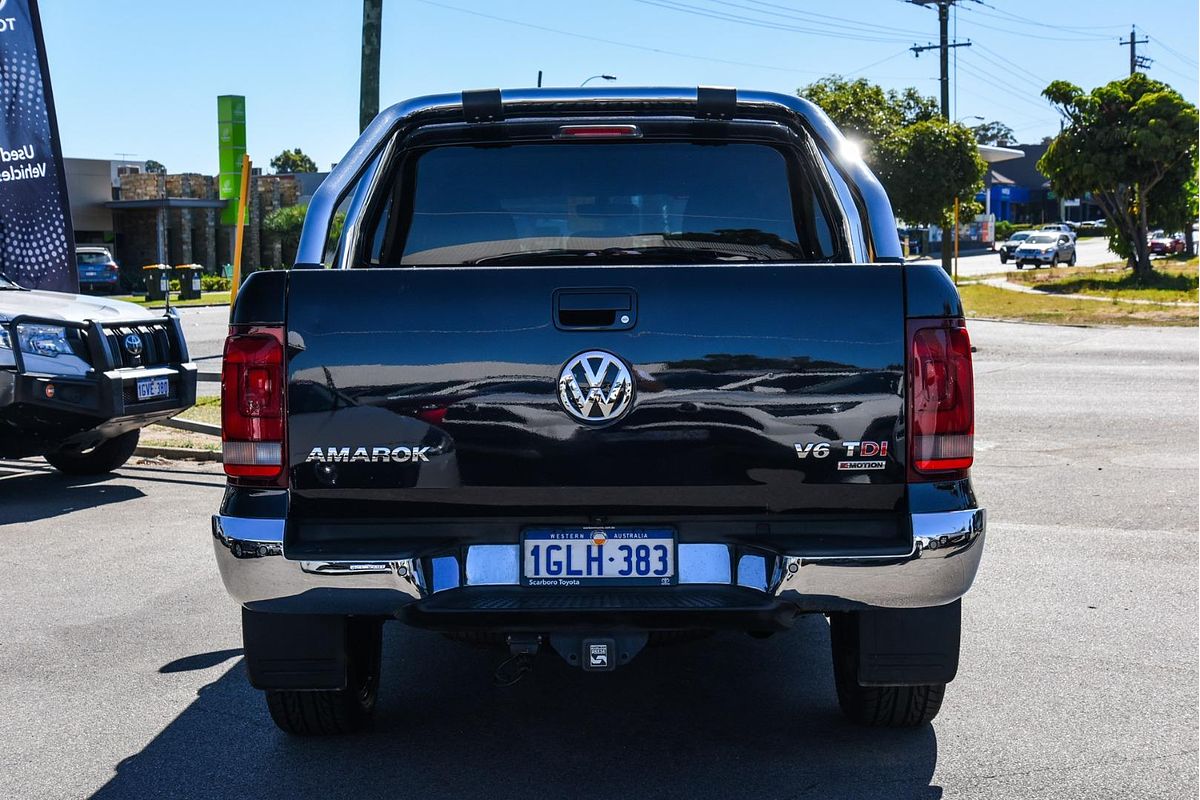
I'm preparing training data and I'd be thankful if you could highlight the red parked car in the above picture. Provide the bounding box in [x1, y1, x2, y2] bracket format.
[1148, 231, 1185, 256]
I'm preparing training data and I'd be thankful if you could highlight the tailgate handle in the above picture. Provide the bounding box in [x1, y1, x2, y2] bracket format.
[554, 289, 637, 330]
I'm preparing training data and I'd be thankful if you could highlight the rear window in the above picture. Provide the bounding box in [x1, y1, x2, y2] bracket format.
[365, 141, 840, 266]
[76, 252, 111, 265]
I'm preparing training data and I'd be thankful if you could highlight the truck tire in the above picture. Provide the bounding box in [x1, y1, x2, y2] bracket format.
[829, 612, 945, 727]
[44, 430, 140, 475]
[264, 618, 383, 736]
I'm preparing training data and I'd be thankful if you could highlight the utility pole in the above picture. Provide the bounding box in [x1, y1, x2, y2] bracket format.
[360, 0, 383, 134]
[1120, 25, 1151, 75]
[909, 0, 971, 276]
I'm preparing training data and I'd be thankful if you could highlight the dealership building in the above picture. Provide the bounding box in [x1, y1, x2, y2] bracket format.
[63, 157, 308, 287]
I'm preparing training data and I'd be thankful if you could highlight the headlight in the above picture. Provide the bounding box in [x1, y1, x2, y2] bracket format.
[6, 323, 71, 357]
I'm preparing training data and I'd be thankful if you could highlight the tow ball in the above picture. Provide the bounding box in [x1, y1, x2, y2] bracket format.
[494, 633, 649, 684]
[550, 633, 648, 672]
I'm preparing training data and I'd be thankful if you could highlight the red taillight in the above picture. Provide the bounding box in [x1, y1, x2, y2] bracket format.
[221, 325, 286, 483]
[556, 124, 641, 138]
[909, 319, 974, 478]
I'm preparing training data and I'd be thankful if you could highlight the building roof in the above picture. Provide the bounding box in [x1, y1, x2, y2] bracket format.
[993, 142, 1053, 190]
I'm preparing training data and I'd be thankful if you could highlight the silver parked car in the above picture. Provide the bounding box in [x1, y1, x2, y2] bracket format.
[1014, 232, 1076, 268]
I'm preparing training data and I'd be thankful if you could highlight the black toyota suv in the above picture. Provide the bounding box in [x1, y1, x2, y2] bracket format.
[211, 87, 986, 735]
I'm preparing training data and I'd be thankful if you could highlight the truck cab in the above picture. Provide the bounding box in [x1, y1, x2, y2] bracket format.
[211, 87, 985, 735]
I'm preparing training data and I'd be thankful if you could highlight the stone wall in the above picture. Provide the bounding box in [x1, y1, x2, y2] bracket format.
[119, 173, 164, 202]
[114, 171, 305, 275]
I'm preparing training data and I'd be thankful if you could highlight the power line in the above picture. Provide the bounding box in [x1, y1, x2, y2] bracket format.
[954, 57, 1056, 115]
[413, 0, 831, 75]
[846, 48, 912, 77]
[1147, 58, 1196, 83]
[1146, 34, 1199, 69]
[958, 2, 1124, 36]
[738, 0, 932, 37]
[973, 43, 1052, 90]
[966, 47, 1048, 93]
[956, 6, 1117, 43]
[633, 0, 914, 43]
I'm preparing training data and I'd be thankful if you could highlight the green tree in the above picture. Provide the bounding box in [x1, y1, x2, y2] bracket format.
[802, 76, 937, 161]
[876, 119, 986, 228]
[1039, 73, 1198, 280]
[269, 148, 318, 174]
[970, 120, 1015, 146]
[802, 76, 984, 271]
[263, 204, 345, 266]
[143, 159, 166, 174]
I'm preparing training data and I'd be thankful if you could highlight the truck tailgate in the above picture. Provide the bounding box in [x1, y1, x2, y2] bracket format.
[285, 264, 905, 526]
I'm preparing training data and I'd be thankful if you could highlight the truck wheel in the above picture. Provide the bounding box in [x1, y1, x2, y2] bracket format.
[44, 430, 140, 475]
[829, 612, 945, 727]
[265, 618, 383, 736]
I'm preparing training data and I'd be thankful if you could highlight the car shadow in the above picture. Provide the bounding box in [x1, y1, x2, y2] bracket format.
[0, 468, 146, 525]
[91, 615, 940, 800]
[0, 461, 225, 526]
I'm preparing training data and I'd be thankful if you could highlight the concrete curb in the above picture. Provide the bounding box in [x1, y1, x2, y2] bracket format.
[134, 445, 222, 462]
[978, 277, 1199, 307]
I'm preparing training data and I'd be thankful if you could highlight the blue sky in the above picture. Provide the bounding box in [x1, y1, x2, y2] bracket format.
[40, 0, 1199, 174]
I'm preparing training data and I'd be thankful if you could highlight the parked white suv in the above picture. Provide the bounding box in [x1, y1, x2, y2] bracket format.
[0, 271, 197, 472]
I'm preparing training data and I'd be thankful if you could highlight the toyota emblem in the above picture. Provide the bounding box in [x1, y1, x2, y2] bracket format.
[557, 350, 634, 424]
[123, 333, 143, 356]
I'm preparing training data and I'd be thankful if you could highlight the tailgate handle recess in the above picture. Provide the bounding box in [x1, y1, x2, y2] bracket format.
[554, 289, 637, 331]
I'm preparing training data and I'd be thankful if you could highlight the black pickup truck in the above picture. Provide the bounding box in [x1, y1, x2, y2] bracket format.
[212, 87, 985, 736]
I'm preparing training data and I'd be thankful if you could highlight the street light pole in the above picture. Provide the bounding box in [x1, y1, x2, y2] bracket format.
[580, 74, 617, 87]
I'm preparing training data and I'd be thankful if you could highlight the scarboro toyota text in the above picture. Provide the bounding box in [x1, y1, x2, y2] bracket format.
[211, 87, 986, 736]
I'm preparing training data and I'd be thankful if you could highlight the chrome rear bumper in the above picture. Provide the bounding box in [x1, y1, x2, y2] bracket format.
[212, 509, 985, 616]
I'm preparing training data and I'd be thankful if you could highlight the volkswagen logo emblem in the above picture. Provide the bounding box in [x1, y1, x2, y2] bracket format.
[558, 350, 634, 424]
[123, 333, 143, 357]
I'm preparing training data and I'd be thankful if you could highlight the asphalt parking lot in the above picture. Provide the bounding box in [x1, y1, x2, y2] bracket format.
[1, 319, 1196, 800]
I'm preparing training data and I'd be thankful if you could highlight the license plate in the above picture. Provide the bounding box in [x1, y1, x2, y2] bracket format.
[136, 377, 169, 400]
[522, 527, 676, 587]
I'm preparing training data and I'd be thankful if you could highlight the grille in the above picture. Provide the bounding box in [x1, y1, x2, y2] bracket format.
[101, 323, 174, 369]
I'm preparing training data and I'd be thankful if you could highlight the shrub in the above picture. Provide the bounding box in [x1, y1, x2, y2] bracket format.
[201, 275, 231, 292]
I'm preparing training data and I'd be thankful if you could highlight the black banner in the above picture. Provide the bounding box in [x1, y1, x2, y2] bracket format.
[0, 0, 75, 291]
